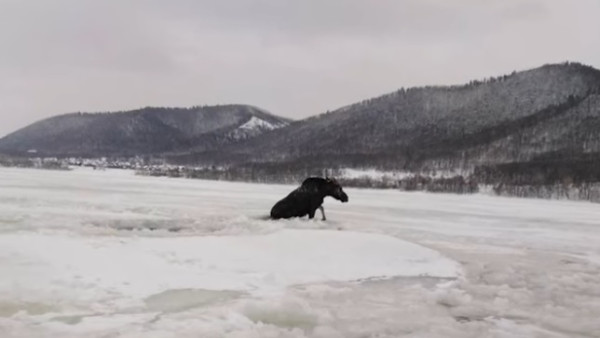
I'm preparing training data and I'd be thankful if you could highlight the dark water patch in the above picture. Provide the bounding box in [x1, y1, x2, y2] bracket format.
[88, 219, 195, 233]
[51, 314, 85, 325]
[144, 288, 246, 313]
[243, 301, 318, 331]
[0, 301, 58, 317]
[350, 275, 458, 292]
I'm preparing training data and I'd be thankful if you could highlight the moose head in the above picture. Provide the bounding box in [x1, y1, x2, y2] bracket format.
[324, 177, 349, 203]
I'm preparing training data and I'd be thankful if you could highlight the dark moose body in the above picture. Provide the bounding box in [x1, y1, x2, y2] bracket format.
[270, 177, 349, 220]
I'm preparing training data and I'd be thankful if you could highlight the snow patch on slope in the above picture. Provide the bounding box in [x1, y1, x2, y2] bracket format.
[339, 168, 473, 181]
[238, 116, 285, 131]
[340, 168, 412, 180]
[228, 116, 287, 140]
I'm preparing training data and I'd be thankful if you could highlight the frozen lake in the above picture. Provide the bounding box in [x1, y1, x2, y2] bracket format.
[1, 167, 599, 337]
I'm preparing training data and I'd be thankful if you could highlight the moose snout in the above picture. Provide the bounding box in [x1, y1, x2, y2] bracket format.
[341, 192, 349, 203]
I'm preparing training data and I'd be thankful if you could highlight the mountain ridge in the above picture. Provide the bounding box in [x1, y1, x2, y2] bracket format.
[0, 104, 291, 157]
[198, 62, 600, 170]
[2, 62, 600, 177]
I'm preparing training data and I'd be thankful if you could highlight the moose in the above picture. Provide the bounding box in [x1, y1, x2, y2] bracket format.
[270, 177, 349, 221]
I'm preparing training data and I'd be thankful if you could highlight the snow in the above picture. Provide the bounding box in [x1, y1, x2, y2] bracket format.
[339, 168, 471, 180]
[0, 230, 458, 303]
[1, 167, 600, 337]
[238, 116, 284, 131]
[340, 168, 413, 180]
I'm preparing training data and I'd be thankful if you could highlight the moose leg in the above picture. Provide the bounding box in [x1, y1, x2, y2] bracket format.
[308, 209, 316, 219]
[318, 206, 326, 221]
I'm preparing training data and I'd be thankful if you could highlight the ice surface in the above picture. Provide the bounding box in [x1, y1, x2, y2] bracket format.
[1, 167, 600, 337]
[0, 229, 459, 305]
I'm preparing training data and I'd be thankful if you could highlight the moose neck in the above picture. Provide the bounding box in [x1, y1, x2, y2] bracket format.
[298, 178, 328, 199]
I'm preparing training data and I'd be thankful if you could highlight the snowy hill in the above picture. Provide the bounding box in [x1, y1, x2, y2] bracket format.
[0, 105, 290, 157]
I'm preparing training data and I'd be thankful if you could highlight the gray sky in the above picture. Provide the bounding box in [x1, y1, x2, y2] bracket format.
[1, 0, 599, 137]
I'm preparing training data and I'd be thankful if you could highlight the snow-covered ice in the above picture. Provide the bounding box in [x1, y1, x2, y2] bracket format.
[1, 167, 599, 337]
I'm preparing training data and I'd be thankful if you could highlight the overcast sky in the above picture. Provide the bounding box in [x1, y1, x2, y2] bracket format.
[0, 0, 598, 136]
